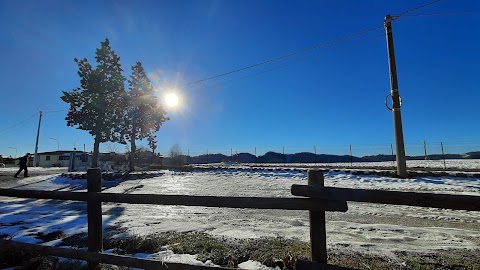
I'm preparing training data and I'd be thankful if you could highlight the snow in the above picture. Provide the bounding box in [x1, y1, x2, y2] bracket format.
[239, 260, 281, 270]
[0, 164, 479, 266]
[204, 159, 480, 171]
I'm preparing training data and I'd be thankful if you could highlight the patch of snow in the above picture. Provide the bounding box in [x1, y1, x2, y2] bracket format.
[238, 260, 281, 270]
[130, 250, 219, 268]
[0, 168, 479, 259]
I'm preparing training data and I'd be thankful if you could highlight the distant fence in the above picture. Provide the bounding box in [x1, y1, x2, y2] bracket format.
[0, 169, 479, 270]
[177, 141, 480, 159]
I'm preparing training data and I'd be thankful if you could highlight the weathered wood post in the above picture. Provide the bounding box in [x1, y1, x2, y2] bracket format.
[308, 169, 327, 263]
[87, 168, 103, 269]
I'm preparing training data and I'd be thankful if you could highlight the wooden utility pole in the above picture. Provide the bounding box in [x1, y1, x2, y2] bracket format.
[423, 140, 428, 160]
[441, 142, 447, 170]
[385, 14, 408, 178]
[390, 143, 395, 166]
[33, 111, 42, 167]
[349, 144, 353, 167]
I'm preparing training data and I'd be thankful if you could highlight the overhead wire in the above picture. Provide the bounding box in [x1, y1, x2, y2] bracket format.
[0, 109, 67, 136]
[406, 10, 480, 17]
[185, 25, 384, 87]
[393, 0, 442, 19]
[184, 0, 444, 88]
[0, 0, 455, 136]
[187, 31, 386, 92]
[0, 113, 38, 135]
[43, 109, 68, 114]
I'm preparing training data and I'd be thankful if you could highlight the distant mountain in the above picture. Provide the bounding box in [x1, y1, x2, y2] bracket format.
[465, 151, 480, 159]
[188, 154, 226, 164]
[234, 153, 257, 163]
[257, 151, 284, 163]
[168, 150, 479, 165]
[360, 154, 395, 162]
[406, 154, 463, 160]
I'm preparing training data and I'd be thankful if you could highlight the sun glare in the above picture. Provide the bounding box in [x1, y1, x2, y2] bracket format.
[165, 93, 180, 108]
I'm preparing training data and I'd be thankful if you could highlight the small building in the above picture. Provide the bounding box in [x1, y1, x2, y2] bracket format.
[21, 151, 91, 168]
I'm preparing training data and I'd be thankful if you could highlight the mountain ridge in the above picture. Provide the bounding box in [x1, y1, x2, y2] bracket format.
[174, 151, 480, 164]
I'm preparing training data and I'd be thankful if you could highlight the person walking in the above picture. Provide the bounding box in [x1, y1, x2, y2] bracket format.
[14, 153, 30, 178]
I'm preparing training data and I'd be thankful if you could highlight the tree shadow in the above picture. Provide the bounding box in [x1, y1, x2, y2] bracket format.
[0, 197, 125, 247]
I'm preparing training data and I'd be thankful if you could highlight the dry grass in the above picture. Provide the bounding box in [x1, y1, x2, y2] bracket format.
[1, 232, 479, 269]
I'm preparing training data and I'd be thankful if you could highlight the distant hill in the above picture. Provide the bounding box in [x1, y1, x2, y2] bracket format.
[170, 150, 480, 164]
[465, 151, 480, 159]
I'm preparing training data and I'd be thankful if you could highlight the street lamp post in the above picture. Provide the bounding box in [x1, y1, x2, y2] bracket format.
[9, 147, 17, 158]
[50, 138, 59, 151]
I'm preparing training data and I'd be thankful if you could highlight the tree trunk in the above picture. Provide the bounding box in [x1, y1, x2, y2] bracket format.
[129, 133, 136, 172]
[92, 138, 100, 168]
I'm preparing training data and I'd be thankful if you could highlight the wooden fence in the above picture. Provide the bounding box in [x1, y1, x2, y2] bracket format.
[0, 169, 479, 270]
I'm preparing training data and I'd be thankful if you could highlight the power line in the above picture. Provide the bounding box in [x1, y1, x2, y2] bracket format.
[0, 113, 38, 135]
[406, 10, 480, 17]
[185, 25, 384, 86]
[188, 32, 386, 92]
[394, 0, 441, 19]
[184, 1, 444, 88]
[43, 109, 68, 114]
[0, 109, 66, 136]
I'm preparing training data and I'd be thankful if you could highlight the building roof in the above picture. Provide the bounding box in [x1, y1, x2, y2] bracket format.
[38, 150, 90, 155]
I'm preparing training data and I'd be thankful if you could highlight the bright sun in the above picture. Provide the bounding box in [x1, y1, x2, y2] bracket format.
[164, 93, 179, 108]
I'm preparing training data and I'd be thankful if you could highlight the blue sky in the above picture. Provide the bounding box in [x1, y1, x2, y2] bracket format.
[1, 0, 479, 158]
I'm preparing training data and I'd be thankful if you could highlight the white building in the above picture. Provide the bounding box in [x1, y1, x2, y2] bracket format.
[33, 150, 91, 168]
[15, 151, 131, 170]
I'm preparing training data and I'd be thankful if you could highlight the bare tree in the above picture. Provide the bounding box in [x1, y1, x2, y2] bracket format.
[105, 142, 120, 153]
[168, 144, 185, 166]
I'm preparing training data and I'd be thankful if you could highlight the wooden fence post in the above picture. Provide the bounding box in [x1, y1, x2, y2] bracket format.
[87, 168, 103, 269]
[308, 169, 327, 263]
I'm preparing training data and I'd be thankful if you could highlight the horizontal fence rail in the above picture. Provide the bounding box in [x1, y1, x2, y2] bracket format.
[0, 188, 348, 212]
[291, 185, 480, 211]
[2, 168, 479, 270]
[0, 239, 227, 270]
[0, 239, 352, 270]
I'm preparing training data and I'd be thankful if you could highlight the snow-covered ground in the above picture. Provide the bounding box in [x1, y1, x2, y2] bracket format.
[0, 166, 479, 267]
[199, 159, 480, 171]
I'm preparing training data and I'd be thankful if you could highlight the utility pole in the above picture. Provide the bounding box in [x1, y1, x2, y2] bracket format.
[385, 14, 408, 178]
[9, 147, 17, 159]
[34, 111, 42, 167]
[440, 142, 447, 171]
[349, 144, 353, 167]
[423, 140, 428, 160]
[390, 144, 395, 167]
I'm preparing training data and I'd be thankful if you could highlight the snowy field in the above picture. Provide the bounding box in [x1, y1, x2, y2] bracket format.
[198, 159, 480, 171]
[0, 166, 479, 267]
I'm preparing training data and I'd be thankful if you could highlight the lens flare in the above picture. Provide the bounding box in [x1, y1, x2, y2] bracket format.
[165, 93, 179, 108]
